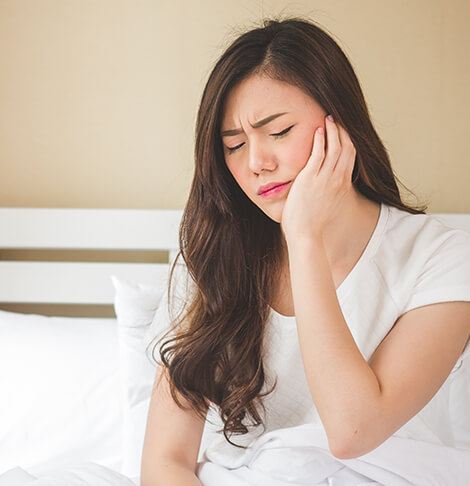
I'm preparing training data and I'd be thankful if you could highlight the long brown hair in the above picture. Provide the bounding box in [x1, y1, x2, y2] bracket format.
[150, 16, 427, 448]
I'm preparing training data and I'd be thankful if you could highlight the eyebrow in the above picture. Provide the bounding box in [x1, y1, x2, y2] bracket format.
[220, 112, 288, 137]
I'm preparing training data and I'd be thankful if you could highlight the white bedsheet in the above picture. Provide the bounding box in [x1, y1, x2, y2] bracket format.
[2, 423, 469, 486]
[0, 463, 138, 486]
[197, 423, 470, 485]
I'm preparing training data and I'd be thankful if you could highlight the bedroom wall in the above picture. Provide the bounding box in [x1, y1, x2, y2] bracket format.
[1, 0, 469, 317]
[0, 0, 469, 214]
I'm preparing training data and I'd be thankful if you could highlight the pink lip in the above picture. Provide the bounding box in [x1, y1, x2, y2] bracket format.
[259, 181, 292, 198]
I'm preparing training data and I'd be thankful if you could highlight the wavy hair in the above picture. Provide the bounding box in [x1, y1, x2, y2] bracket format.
[150, 16, 427, 448]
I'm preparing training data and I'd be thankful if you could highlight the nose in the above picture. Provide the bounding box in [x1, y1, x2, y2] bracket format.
[248, 140, 277, 174]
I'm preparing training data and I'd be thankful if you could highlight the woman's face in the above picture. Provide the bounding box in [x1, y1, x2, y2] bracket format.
[221, 74, 327, 223]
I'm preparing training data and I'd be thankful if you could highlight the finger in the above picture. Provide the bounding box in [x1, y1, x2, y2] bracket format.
[306, 125, 325, 175]
[321, 115, 341, 177]
[336, 124, 356, 179]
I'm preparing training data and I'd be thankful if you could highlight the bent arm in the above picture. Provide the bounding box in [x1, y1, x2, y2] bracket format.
[287, 237, 380, 456]
[287, 236, 470, 459]
[141, 459, 203, 486]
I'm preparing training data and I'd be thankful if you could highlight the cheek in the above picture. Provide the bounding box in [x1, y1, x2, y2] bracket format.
[226, 161, 246, 189]
[285, 129, 316, 170]
[226, 160, 237, 180]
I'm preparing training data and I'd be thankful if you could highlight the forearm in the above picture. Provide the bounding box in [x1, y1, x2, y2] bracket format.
[287, 236, 381, 455]
[141, 461, 203, 486]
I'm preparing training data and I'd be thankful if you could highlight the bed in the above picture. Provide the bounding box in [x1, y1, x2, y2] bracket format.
[0, 206, 469, 486]
[0, 207, 183, 485]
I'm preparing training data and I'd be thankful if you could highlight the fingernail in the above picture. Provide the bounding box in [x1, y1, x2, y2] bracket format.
[327, 115, 334, 122]
[317, 127, 324, 135]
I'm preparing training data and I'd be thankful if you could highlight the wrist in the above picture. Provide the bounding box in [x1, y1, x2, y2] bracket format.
[285, 231, 324, 252]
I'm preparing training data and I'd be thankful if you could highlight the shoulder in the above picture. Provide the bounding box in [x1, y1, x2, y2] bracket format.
[168, 259, 196, 309]
[376, 204, 470, 269]
[373, 205, 470, 313]
[144, 259, 196, 353]
[383, 205, 469, 253]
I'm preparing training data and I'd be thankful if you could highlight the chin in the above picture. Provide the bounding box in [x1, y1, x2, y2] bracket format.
[261, 207, 282, 224]
[250, 197, 284, 223]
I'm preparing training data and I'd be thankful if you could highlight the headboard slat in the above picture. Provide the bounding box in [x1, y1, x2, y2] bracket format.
[0, 261, 169, 304]
[0, 208, 183, 250]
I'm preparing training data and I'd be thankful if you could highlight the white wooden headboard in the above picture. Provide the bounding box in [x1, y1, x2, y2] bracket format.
[0, 208, 469, 306]
[0, 208, 183, 305]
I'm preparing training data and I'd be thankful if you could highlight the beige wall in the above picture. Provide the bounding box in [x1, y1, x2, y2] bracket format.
[1, 0, 469, 213]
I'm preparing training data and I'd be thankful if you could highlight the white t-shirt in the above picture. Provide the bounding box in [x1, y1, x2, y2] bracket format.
[148, 202, 470, 467]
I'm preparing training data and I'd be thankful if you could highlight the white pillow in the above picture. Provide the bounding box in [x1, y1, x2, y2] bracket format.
[112, 265, 215, 481]
[111, 276, 165, 480]
[0, 310, 123, 476]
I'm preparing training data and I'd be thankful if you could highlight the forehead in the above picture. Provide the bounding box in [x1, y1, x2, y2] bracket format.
[221, 74, 316, 127]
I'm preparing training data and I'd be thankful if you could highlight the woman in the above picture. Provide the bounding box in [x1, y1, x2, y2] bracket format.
[141, 17, 470, 485]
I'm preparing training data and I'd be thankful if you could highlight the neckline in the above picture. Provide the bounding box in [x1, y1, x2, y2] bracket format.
[270, 202, 389, 319]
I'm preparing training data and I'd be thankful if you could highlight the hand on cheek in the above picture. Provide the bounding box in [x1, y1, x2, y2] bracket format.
[280, 115, 356, 242]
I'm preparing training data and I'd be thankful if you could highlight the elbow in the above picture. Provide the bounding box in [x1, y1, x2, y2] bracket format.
[327, 402, 386, 459]
[329, 427, 376, 460]
[330, 442, 361, 460]
[330, 439, 358, 460]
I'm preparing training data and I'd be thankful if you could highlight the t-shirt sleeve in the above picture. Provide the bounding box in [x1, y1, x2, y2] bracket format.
[402, 229, 470, 359]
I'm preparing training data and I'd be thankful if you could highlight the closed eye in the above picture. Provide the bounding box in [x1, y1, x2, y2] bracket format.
[271, 125, 293, 138]
[225, 125, 294, 154]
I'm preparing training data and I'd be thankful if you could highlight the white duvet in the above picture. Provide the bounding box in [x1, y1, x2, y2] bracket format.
[0, 463, 138, 486]
[197, 424, 470, 486]
[2, 423, 470, 486]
